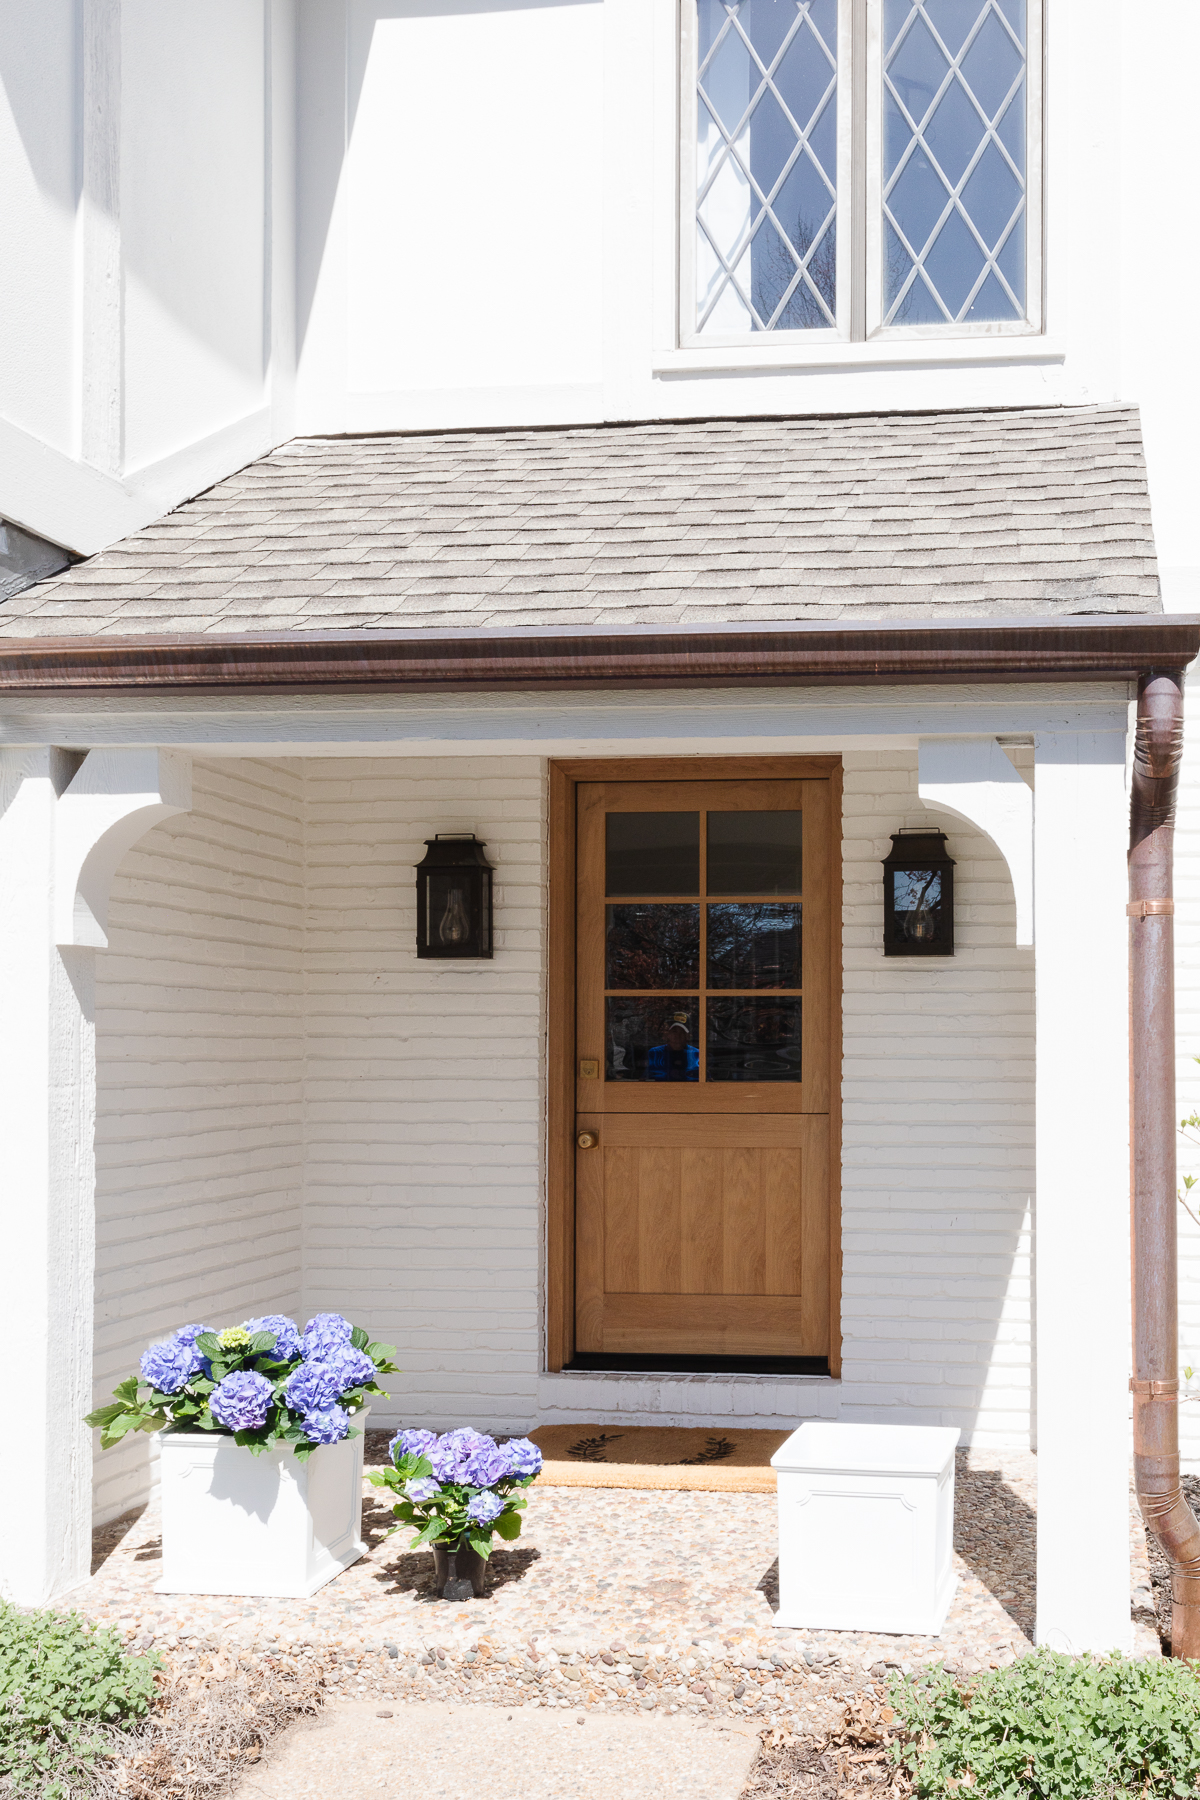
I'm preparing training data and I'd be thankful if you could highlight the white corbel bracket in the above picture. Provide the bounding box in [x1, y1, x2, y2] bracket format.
[918, 737, 1033, 947]
[54, 749, 192, 948]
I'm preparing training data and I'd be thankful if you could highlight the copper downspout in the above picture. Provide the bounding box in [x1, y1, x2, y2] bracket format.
[1130, 669, 1200, 1657]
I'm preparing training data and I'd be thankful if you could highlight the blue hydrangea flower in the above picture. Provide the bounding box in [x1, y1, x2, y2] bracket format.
[391, 1427, 437, 1463]
[317, 1343, 376, 1392]
[139, 1334, 204, 1396]
[301, 1406, 350, 1445]
[283, 1360, 342, 1415]
[463, 1437, 512, 1488]
[244, 1315, 301, 1361]
[429, 1428, 493, 1484]
[209, 1370, 274, 1431]
[501, 1437, 543, 1479]
[301, 1313, 354, 1360]
[175, 1322, 214, 1347]
[466, 1490, 505, 1525]
[404, 1476, 442, 1503]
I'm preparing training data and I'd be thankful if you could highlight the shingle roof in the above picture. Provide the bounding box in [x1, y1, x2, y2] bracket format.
[0, 406, 1160, 638]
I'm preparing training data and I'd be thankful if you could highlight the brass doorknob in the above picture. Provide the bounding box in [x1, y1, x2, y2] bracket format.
[577, 1130, 599, 1150]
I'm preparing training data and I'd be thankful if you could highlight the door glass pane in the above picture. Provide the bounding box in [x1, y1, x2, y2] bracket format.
[707, 997, 803, 1081]
[882, 0, 1027, 326]
[606, 813, 700, 896]
[707, 902, 802, 988]
[606, 999, 701, 1082]
[707, 811, 802, 894]
[607, 905, 701, 990]
[695, 0, 839, 335]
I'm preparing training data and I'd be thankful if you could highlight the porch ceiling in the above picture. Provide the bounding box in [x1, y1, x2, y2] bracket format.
[0, 407, 1164, 645]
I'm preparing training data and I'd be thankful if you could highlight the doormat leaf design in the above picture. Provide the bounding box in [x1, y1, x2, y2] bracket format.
[530, 1424, 791, 1492]
[679, 1434, 736, 1465]
[567, 1432, 626, 1462]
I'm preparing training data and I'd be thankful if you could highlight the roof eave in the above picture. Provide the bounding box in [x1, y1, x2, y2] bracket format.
[0, 615, 1196, 696]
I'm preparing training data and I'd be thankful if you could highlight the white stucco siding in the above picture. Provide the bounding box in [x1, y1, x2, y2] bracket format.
[839, 750, 1034, 1448]
[92, 757, 304, 1524]
[121, 1, 270, 472]
[301, 756, 548, 1437]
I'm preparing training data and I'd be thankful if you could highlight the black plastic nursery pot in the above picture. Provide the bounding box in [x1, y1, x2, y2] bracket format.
[433, 1542, 487, 1599]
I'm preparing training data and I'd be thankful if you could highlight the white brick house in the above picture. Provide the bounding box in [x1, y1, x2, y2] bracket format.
[2, 0, 1199, 1661]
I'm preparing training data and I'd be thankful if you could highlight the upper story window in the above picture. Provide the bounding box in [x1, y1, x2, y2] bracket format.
[683, 0, 1041, 343]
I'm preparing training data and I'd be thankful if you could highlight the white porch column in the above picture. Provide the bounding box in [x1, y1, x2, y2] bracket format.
[0, 747, 190, 1606]
[1033, 728, 1132, 1652]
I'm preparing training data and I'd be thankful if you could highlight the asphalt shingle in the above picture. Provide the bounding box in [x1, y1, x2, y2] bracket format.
[0, 407, 1160, 638]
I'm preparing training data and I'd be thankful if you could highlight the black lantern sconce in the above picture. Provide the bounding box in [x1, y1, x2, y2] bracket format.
[882, 829, 955, 957]
[416, 834, 494, 959]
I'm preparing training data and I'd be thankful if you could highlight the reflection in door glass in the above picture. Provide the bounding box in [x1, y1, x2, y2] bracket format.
[606, 813, 700, 896]
[606, 905, 700, 989]
[707, 997, 802, 1081]
[707, 903, 802, 989]
[606, 998, 700, 1081]
[707, 811, 802, 894]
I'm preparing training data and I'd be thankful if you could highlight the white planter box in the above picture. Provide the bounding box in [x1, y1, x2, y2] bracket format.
[155, 1416, 368, 1598]
[771, 1422, 960, 1636]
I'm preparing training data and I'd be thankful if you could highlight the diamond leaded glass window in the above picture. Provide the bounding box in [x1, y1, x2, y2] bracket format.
[684, 0, 1041, 343]
[694, 0, 841, 334]
[882, 0, 1030, 326]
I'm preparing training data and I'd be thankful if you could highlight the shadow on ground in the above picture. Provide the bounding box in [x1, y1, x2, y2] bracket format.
[952, 1458, 1035, 1641]
[372, 1544, 541, 1604]
[756, 1557, 780, 1615]
[92, 1505, 149, 1576]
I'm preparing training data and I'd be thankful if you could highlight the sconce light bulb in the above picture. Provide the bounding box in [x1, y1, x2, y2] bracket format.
[438, 886, 471, 945]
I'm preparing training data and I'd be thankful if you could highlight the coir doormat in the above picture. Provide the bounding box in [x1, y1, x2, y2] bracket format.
[529, 1424, 791, 1492]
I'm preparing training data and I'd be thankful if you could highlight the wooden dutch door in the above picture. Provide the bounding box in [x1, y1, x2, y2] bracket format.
[570, 766, 837, 1368]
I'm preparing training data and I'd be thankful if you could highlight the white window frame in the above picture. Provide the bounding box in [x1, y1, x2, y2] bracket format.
[677, 0, 1044, 350]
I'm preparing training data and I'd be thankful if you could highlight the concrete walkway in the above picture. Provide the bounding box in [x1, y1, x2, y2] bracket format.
[235, 1700, 761, 1800]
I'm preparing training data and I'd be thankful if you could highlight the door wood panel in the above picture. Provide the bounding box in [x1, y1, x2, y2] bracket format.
[576, 1113, 830, 1350]
[600, 1295, 808, 1358]
[551, 758, 841, 1371]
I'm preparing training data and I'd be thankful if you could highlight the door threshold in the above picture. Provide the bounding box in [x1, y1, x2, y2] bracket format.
[564, 1353, 830, 1376]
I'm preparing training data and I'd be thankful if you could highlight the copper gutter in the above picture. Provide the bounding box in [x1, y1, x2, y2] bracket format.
[0, 616, 1197, 695]
[1130, 669, 1200, 1657]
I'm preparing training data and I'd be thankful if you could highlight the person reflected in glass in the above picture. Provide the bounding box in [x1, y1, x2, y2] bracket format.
[647, 1013, 700, 1082]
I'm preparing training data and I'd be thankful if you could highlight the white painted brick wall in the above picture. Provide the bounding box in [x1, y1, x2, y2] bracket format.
[838, 750, 1034, 1447]
[301, 757, 547, 1436]
[92, 759, 305, 1523]
[91, 745, 1035, 1521]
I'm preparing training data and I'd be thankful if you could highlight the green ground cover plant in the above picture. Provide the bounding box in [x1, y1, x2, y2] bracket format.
[0, 1602, 158, 1797]
[888, 1648, 1200, 1798]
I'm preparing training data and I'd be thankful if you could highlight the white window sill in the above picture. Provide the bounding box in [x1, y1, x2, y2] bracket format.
[652, 337, 1067, 376]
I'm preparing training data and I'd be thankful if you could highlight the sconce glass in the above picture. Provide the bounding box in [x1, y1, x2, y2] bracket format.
[416, 834, 494, 959]
[882, 830, 955, 957]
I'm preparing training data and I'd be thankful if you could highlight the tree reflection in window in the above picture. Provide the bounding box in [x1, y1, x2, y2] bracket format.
[606, 905, 701, 990]
[707, 902, 801, 989]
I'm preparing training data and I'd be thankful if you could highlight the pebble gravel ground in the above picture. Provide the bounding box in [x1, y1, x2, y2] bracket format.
[66, 1446, 1161, 1749]
[235, 1700, 762, 1800]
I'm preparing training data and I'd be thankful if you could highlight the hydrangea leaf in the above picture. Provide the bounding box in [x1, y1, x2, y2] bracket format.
[194, 1332, 222, 1358]
[84, 1402, 124, 1429]
[408, 1518, 445, 1548]
[350, 1325, 370, 1351]
[494, 1511, 523, 1540]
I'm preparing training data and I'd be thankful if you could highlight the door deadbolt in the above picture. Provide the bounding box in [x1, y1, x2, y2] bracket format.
[577, 1130, 599, 1150]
